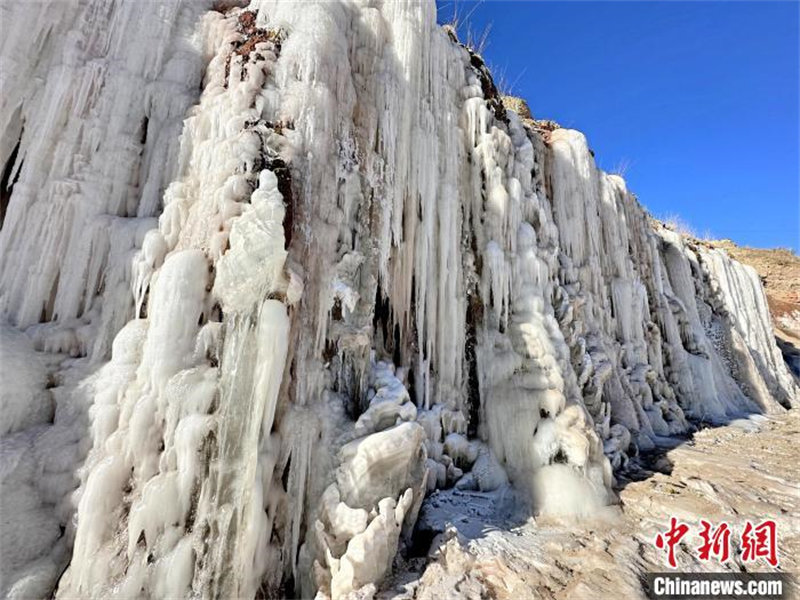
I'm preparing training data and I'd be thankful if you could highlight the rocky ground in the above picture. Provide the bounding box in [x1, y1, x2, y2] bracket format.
[378, 411, 799, 599]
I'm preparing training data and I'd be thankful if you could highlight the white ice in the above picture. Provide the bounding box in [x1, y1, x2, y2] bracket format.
[0, 1, 796, 598]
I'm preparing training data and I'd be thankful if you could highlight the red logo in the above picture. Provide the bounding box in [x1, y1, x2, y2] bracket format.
[655, 519, 778, 568]
[655, 517, 690, 568]
[698, 520, 731, 563]
[741, 520, 778, 567]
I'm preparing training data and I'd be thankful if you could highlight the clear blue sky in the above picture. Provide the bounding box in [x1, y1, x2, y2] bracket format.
[437, 1, 800, 251]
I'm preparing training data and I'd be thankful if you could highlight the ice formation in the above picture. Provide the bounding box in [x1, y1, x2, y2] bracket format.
[0, 0, 796, 598]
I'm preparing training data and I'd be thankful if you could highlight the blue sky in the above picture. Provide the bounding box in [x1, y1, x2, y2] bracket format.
[436, 1, 800, 251]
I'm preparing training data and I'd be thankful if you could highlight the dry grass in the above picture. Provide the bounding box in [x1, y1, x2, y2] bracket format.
[611, 157, 632, 179]
[660, 213, 699, 238]
[442, 0, 492, 55]
[500, 95, 531, 120]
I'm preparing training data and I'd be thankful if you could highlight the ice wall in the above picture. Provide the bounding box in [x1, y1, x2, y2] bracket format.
[0, 1, 213, 597]
[0, 0, 796, 598]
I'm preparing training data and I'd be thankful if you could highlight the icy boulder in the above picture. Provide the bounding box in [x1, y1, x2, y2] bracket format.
[310, 397, 427, 598]
[337, 422, 426, 510]
[327, 490, 416, 600]
[354, 362, 417, 436]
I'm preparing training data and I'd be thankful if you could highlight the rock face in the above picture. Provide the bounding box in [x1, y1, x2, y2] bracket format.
[0, 1, 796, 599]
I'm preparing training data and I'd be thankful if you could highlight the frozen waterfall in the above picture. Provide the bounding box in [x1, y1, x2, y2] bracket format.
[0, 1, 796, 598]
